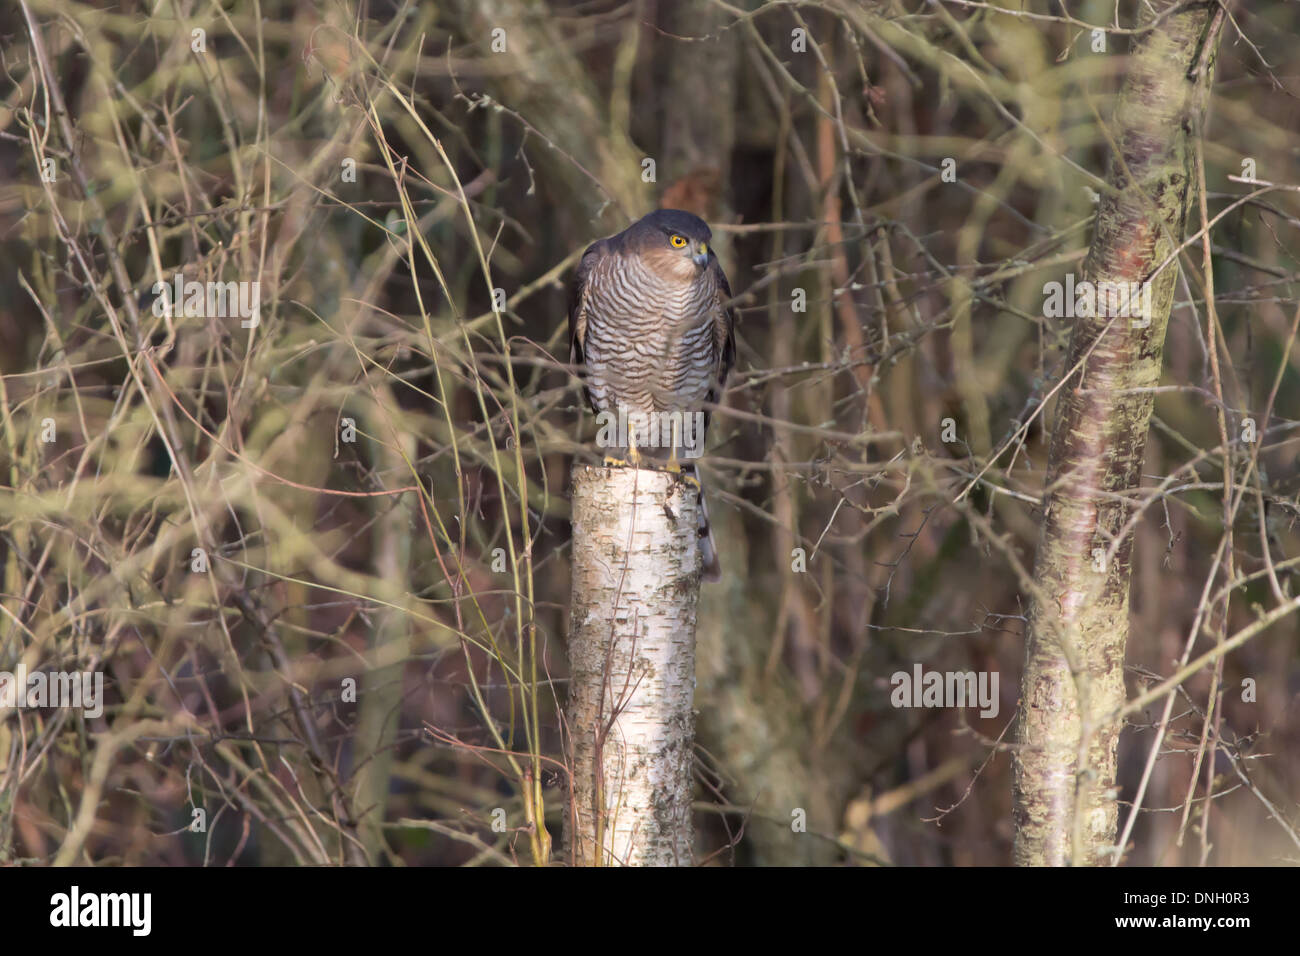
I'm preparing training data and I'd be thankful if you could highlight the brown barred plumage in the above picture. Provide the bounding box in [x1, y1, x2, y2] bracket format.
[568, 209, 735, 580]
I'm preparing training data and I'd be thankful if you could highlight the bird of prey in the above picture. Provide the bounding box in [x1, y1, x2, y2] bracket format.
[568, 209, 736, 580]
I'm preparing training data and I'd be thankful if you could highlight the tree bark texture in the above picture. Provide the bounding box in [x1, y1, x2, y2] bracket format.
[1014, 1, 1221, 866]
[453, 0, 647, 222]
[565, 465, 701, 866]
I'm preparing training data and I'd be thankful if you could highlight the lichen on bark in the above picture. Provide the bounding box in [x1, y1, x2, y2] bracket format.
[1014, 0, 1222, 867]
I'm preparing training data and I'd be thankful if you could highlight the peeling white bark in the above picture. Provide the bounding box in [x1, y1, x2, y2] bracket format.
[565, 465, 700, 866]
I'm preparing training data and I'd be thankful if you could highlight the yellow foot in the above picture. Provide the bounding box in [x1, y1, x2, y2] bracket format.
[663, 458, 701, 490]
[603, 447, 643, 469]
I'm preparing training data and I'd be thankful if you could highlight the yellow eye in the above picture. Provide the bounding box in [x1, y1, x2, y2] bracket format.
[669, 235, 687, 248]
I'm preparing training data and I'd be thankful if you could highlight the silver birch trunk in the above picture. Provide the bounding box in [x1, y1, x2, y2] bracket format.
[565, 465, 701, 866]
[1014, 0, 1222, 866]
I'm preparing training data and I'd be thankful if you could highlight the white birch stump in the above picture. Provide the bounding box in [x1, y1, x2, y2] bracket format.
[565, 464, 701, 866]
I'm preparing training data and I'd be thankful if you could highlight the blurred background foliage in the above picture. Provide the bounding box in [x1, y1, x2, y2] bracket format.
[0, 0, 1297, 865]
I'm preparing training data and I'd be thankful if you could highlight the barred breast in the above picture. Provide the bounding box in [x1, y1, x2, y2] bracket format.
[581, 253, 720, 418]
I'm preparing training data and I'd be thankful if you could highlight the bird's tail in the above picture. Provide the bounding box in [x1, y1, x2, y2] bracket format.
[686, 466, 721, 582]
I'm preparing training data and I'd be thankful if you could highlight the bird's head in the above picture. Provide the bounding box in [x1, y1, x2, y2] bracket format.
[630, 209, 713, 280]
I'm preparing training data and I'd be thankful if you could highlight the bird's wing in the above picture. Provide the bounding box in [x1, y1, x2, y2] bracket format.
[568, 241, 602, 414]
[709, 257, 737, 406]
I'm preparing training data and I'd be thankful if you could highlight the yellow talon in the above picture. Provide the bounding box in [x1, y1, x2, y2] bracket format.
[603, 447, 642, 469]
[668, 461, 699, 490]
[665, 452, 701, 489]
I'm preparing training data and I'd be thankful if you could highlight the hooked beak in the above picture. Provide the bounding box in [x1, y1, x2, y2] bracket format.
[692, 241, 710, 268]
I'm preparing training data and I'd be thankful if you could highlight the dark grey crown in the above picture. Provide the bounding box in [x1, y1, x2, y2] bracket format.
[626, 209, 712, 246]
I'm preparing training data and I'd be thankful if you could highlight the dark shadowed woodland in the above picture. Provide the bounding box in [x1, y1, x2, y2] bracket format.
[1, 0, 1298, 867]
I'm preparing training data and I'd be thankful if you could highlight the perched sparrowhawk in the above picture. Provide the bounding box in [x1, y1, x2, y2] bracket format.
[568, 209, 736, 580]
